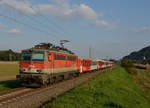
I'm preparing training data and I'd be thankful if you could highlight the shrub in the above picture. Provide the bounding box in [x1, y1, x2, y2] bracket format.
[126, 67, 137, 75]
[121, 59, 137, 75]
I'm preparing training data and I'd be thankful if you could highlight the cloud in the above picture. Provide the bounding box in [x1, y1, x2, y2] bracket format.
[0, 0, 99, 20]
[0, 0, 36, 14]
[38, 4, 99, 20]
[130, 27, 150, 33]
[0, 28, 22, 34]
[7, 29, 22, 34]
[0, 0, 117, 29]
[94, 20, 117, 29]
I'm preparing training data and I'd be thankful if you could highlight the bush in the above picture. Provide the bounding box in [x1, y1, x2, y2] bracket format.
[121, 59, 137, 75]
[121, 59, 134, 68]
[126, 67, 137, 75]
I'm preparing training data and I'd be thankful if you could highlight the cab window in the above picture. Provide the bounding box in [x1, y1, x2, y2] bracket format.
[22, 53, 31, 61]
[32, 53, 44, 61]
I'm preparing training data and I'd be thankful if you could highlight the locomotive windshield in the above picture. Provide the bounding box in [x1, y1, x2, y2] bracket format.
[22, 53, 31, 61]
[32, 53, 44, 61]
[22, 53, 44, 61]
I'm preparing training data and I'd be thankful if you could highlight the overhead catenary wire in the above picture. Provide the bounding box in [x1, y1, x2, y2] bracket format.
[27, 3, 72, 40]
[2, 4, 73, 43]
[4, 5, 63, 39]
[0, 1, 74, 48]
[0, 13, 60, 41]
[37, 14, 69, 36]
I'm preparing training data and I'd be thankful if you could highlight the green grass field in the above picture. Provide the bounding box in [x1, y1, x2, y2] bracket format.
[0, 62, 21, 92]
[42, 67, 150, 108]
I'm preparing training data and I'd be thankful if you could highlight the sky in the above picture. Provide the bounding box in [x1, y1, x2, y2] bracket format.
[0, 0, 150, 60]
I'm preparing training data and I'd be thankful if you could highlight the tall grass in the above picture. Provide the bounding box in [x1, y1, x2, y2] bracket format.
[42, 67, 150, 108]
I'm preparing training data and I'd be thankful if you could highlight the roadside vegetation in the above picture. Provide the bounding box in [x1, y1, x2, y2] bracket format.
[121, 59, 137, 75]
[0, 63, 21, 92]
[121, 59, 150, 99]
[42, 67, 150, 108]
[133, 69, 150, 99]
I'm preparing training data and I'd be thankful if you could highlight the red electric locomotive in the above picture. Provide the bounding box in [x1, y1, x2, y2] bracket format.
[17, 43, 78, 86]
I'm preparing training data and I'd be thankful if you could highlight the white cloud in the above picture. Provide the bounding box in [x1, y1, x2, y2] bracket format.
[0, 0, 117, 29]
[35, 3, 99, 20]
[0, 0, 99, 20]
[94, 20, 117, 29]
[0, 0, 36, 14]
[7, 28, 22, 34]
[130, 27, 150, 33]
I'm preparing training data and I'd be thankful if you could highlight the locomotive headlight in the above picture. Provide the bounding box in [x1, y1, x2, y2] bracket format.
[37, 69, 42, 73]
[20, 68, 25, 72]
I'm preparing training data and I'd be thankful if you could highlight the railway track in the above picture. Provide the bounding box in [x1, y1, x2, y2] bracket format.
[0, 87, 34, 105]
[0, 68, 114, 108]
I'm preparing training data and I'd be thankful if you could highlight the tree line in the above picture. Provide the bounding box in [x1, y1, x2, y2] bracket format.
[0, 49, 21, 61]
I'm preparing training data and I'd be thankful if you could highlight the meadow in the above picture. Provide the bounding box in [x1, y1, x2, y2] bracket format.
[0, 62, 19, 81]
[0, 62, 21, 92]
[42, 67, 150, 108]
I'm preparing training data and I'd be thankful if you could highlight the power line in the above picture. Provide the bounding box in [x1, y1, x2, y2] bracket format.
[37, 14, 68, 35]
[4, 5, 63, 39]
[1, 2, 73, 40]
[0, 2, 74, 46]
[0, 13, 60, 40]
[28, 4, 71, 39]
[3, 4, 73, 42]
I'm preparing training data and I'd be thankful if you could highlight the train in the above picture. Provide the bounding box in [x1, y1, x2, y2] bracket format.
[16, 43, 113, 87]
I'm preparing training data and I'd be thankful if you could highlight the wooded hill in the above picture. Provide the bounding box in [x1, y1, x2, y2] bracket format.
[0, 49, 20, 61]
[123, 46, 150, 64]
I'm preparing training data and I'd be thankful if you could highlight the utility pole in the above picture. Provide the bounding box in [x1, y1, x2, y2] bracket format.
[89, 45, 92, 59]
